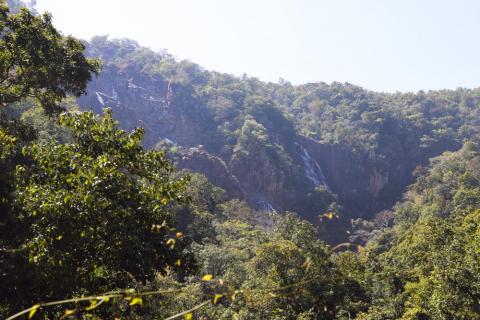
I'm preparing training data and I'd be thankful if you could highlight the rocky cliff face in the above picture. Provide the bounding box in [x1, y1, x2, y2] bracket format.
[78, 39, 331, 219]
[78, 63, 210, 148]
[79, 63, 340, 217]
[301, 137, 416, 218]
[174, 145, 245, 200]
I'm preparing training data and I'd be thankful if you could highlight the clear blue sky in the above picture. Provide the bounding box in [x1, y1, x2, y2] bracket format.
[35, 0, 480, 92]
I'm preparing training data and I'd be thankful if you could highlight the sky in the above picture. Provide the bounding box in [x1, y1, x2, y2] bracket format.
[34, 0, 480, 93]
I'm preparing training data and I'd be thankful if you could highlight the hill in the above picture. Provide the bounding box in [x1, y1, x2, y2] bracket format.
[78, 36, 480, 242]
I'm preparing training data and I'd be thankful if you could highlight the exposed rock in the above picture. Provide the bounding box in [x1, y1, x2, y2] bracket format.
[176, 146, 245, 200]
[368, 169, 388, 197]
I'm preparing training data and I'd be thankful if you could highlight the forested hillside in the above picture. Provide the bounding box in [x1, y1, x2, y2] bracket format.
[2, 1, 480, 319]
[79, 36, 480, 242]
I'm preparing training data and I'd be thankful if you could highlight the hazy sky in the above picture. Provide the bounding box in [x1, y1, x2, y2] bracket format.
[35, 0, 480, 92]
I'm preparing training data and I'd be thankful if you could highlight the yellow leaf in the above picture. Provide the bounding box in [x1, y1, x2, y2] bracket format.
[28, 304, 40, 319]
[175, 259, 181, 266]
[231, 290, 240, 302]
[129, 297, 143, 306]
[185, 313, 193, 320]
[213, 294, 223, 304]
[64, 309, 76, 316]
[166, 238, 176, 249]
[98, 296, 110, 302]
[85, 300, 98, 311]
[201, 274, 213, 281]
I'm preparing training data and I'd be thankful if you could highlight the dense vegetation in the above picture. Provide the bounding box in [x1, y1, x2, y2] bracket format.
[79, 36, 480, 242]
[2, 1, 480, 319]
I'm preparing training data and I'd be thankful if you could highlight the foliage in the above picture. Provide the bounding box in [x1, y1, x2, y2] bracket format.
[0, 0, 101, 113]
[80, 36, 480, 241]
[359, 142, 480, 319]
[3, 1, 480, 318]
[1, 110, 193, 318]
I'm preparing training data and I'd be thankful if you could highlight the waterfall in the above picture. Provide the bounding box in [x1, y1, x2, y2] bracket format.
[128, 80, 146, 91]
[95, 92, 105, 106]
[112, 85, 119, 101]
[258, 201, 277, 213]
[295, 142, 330, 191]
[163, 137, 176, 145]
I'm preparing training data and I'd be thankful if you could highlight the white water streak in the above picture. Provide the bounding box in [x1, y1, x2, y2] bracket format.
[258, 201, 276, 213]
[295, 142, 330, 191]
[95, 92, 105, 106]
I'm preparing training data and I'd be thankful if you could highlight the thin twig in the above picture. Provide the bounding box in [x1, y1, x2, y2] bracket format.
[5, 289, 183, 320]
[6, 274, 326, 319]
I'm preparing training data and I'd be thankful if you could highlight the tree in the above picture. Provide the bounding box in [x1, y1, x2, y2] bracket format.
[2, 110, 192, 316]
[0, 0, 101, 113]
[360, 142, 480, 319]
[0, 2, 103, 315]
[239, 213, 366, 319]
